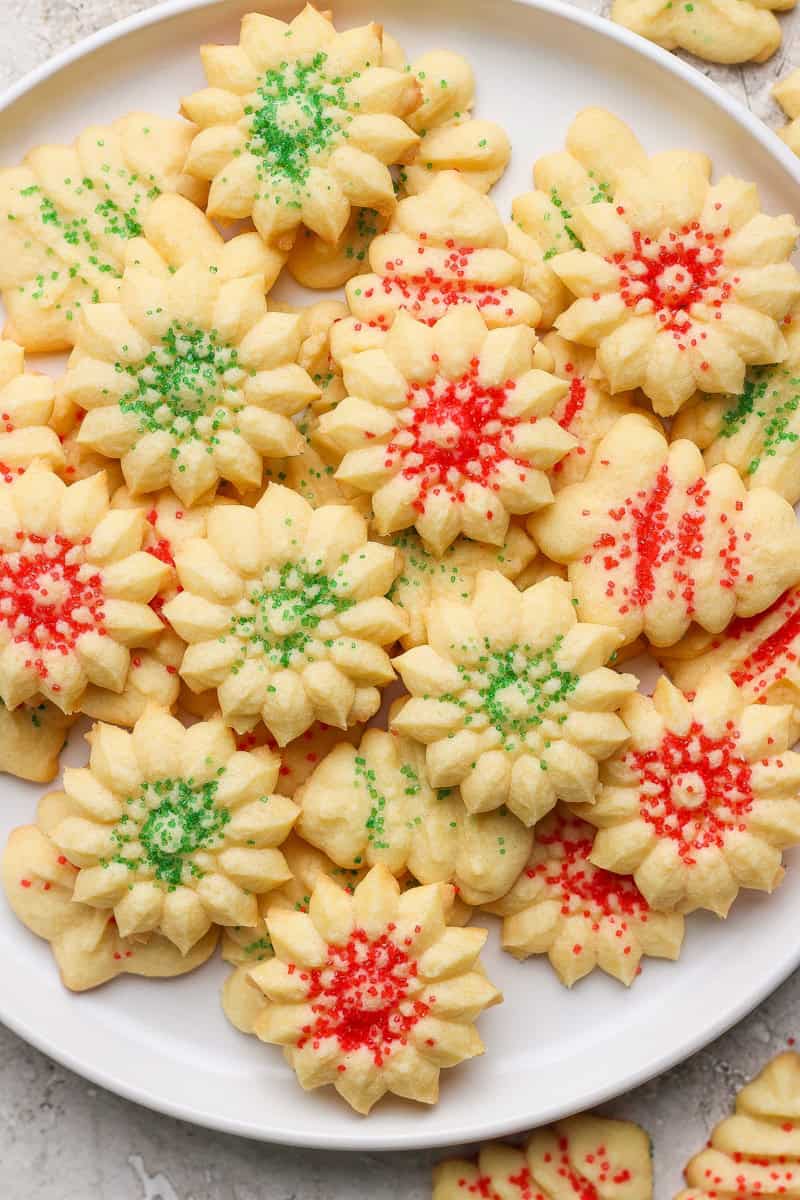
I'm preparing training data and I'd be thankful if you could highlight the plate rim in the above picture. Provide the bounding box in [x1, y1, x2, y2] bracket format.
[2, 0, 800, 1153]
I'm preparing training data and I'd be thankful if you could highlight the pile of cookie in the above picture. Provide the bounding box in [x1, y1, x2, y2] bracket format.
[3, 3, 800, 1120]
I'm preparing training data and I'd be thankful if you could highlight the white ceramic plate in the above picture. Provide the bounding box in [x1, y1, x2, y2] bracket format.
[2, 0, 800, 1153]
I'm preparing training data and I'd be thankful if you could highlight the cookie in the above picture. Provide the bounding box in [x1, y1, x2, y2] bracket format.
[677, 1051, 800, 1198]
[774, 68, 800, 156]
[45, 707, 298, 953]
[0, 699, 74, 783]
[245, 863, 501, 1113]
[434, 1114, 653, 1200]
[576, 674, 800, 916]
[383, 524, 537, 649]
[0, 341, 64, 481]
[392, 572, 636, 824]
[63, 256, 319, 507]
[0, 116, 208, 352]
[78, 632, 183, 727]
[49, 389, 124, 489]
[320, 309, 574, 554]
[295, 721, 533, 905]
[612, 0, 793, 64]
[548, 138, 800, 415]
[672, 307, 800, 504]
[530, 413, 800, 648]
[0, 463, 169, 712]
[181, 6, 421, 248]
[484, 803, 683, 986]
[163, 485, 407, 743]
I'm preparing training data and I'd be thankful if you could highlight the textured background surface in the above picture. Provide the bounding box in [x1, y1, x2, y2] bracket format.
[2, 2, 800, 1197]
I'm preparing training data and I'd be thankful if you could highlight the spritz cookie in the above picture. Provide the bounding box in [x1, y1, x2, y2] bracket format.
[676, 1051, 800, 1199]
[672, 308, 800, 505]
[0, 700, 73, 783]
[382, 524, 537, 649]
[246, 863, 501, 1113]
[774, 68, 800, 156]
[295, 721, 533, 905]
[45, 707, 298, 953]
[320, 309, 574, 554]
[0, 464, 169, 713]
[2, 819, 218, 991]
[163, 485, 407, 743]
[392, 572, 636, 824]
[181, 5, 421, 248]
[530, 414, 800, 648]
[612, 0, 793, 64]
[548, 145, 800, 416]
[63, 257, 319, 507]
[0, 115, 207, 352]
[0, 341, 64, 481]
[484, 803, 683, 986]
[434, 1114, 653, 1200]
[577, 674, 800, 917]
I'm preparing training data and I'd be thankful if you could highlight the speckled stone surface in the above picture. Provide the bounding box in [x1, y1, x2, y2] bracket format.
[2, 3, 800, 1198]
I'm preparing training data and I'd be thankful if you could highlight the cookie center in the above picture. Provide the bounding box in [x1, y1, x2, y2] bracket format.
[532, 816, 650, 921]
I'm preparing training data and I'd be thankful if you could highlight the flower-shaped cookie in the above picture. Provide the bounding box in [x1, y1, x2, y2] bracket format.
[246, 863, 501, 1113]
[672, 312, 800, 505]
[774, 68, 800, 157]
[677, 1051, 800, 1199]
[383, 524, 537, 648]
[46, 707, 299, 953]
[181, 5, 421, 248]
[320, 309, 574, 553]
[612, 0, 793, 65]
[530, 414, 800, 648]
[2, 820, 218, 991]
[434, 1115, 653, 1200]
[484, 804, 683, 986]
[0, 699, 73, 783]
[64, 257, 319, 506]
[295, 723, 533, 904]
[550, 150, 800, 415]
[0, 114, 207, 352]
[0, 341, 64, 482]
[163, 485, 407, 743]
[392, 572, 636, 824]
[0, 464, 168, 712]
[579, 674, 800, 917]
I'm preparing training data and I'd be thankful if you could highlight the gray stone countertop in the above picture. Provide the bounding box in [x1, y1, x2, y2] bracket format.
[2, 2, 800, 1197]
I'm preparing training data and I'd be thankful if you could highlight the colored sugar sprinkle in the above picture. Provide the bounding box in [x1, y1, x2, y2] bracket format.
[725, 589, 800, 693]
[386, 360, 526, 512]
[720, 364, 800, 475]
[0, 532, 105, 679]
[296, 928, 428, 1065]
[245, 51, 352, 187]
[355, 754, 390, 849]
[118, 322, 240, 443]
[549, 187, 584, 252]
[457, 1167, 534, 1198]
[628, 721, 754, 860]
[230, 559, 356, 670]
[109, 776, 231, 888]
[372, 241, 513, 326]
[530, 812, 649, 920]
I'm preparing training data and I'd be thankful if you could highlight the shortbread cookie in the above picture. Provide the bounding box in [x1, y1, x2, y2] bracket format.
[383, 524, 537, 648]
[530, 414, 800, 648]
[549, 146, 800, 415]
[0, 341, 64, 481]
[484, 803, 683, 986]
[181, 6, 421, 248]
[434, 1114, 653, 1200]
[392, 572, 636, 824]
[0, 115, 207, 352]
[677, 1051, 800, 1199]
[577, 674, 800, 917]
[320, 309, 574, 554]
[63, 259, 319, 507]
[612, 0, 793, 64]
[78, 632, 183, 727]
[672, 311, 800, 504]
[45, 707, 298, 953]
[774, 68, 800, 156]
[163, 485, 407, 743]
[246, 863, 501, 1113]
[0, 699, 73, 783]
[2, 821, 218, 990]
[295, 722, 533, 905]
[0, 464, 168, 712]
